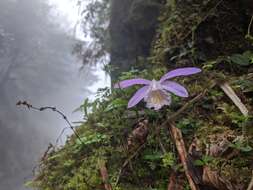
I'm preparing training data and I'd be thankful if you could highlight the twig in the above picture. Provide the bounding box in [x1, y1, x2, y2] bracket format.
[41, 143, 54, 161]
[158, 137, 167, 154]
[99, 160, 113, 190]
[219, 82, 249, 116]
[168, 122, 199, 190]
[219, 82, 250, 137]
[247, 15, 253, 37]
[247, 171, 253, 190]
[56, 126, 70, 144]
[115, 143, 146, 185]
[167, 171, 177, 190]
[161, 82, 216, 127]
[16, 100, 84, 145]
[160, 82, 216, 190]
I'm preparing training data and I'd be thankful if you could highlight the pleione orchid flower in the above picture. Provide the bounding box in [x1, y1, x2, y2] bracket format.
[114, 67, 201, 110]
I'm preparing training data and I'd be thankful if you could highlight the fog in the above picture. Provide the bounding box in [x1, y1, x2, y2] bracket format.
[0, 0, 106, 189]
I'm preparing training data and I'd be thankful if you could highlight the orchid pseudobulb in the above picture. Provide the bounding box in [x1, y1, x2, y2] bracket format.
[114, 67, 201, 110]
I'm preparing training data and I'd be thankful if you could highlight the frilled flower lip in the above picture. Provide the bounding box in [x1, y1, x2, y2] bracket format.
[114, 67, 201, 109]
[144, 81, 172, 110]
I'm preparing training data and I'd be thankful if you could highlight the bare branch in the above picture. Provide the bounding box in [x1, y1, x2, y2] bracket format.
[115, 143, 146, 185]
[247, 171, 253, 190]
[16, 100, 84, 145]
[161, 81, 216, 127]
[168, 122, 199, 190]
[219, 82, 249, 116]
[99, 160, 113, 190]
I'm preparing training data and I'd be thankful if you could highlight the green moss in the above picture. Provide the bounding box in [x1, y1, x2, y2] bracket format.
[29, 0, 253, 189]
[150, 0, 252, 69]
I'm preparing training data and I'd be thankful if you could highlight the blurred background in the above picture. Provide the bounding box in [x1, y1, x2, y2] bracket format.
[0, 0, 109, 189]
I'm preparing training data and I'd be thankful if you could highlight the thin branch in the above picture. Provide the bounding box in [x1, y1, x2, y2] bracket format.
[56, 126, 70, 145]
[247, 15, 253, 37]
[219, 82, 250, 137]
[220, 83, 253, 190]
[168, 122, 199, 190]
[167, 171, 184, 190]
[99, 161, 113, 190]
[158, 137, 167, 154]
[247, 171, 253, 190]
[161, 81, 216, 127]
[161, 83, 216, 190]
[16, 100, 84, 145]
[115, 143, 146, 185]
[219, 82, 249, 117]
[167, 171, 177, 190]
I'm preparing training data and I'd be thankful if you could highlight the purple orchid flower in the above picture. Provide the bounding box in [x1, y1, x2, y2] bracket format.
[114, 67, 201, 110]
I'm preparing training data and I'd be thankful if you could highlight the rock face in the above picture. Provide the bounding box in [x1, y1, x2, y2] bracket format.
[109, 0, 164, 80]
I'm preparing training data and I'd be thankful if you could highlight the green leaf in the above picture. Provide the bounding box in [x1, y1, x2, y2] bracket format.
[75, 133, 108, 146]
[24, 181, 33, 187]
[104, 98, 128, 112]
[240, 145, 253, 152]
[230, 51, 253, 66]
[229, 140, 253, 152]
[194, 155, 213, 166]
[143, 154, 163, 161]
[202, 155, 213, 163]
[194, 159, 204, 166]
[162, 152, 175, 167]
[73, 98, 91, 116]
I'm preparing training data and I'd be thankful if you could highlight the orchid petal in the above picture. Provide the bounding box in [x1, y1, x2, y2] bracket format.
[162, 81, 188, 97]
[128, 86, 149, 108]
[160, 67, 201, 82]
[114, 78, 150, 89]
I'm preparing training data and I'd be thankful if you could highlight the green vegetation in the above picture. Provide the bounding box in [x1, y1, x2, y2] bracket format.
[29, 0, 253, 189]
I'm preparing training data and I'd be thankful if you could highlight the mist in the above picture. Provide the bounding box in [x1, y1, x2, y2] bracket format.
[0, 0, 105, 189]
